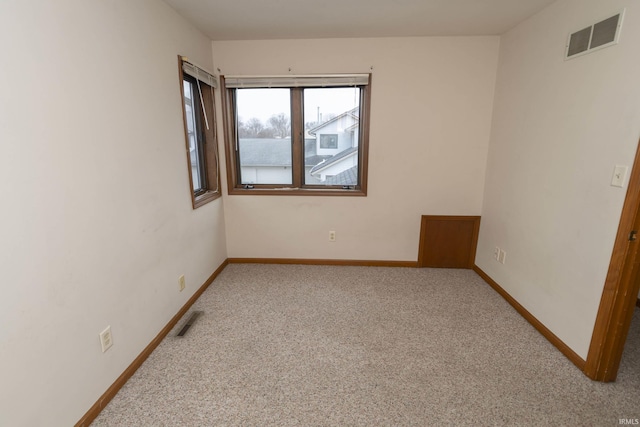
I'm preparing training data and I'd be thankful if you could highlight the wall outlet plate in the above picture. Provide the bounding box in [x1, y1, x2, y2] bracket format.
[100, 326, 113, 353]
[498, 249, 506, 264]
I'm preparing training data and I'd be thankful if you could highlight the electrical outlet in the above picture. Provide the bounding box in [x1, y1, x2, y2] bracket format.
[329, 231, 336, 242]
[179, 275, 186, 291]
[99, 326, 113, 353]
[494, 247, 500, 261]
[498, 249, 506, 264]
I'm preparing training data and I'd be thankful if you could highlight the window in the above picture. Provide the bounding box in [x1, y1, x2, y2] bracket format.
[221, 74, 371, 195]
[236, 88, 292, 185]
[179, 56, 221, 208]
[319, 134, 338, 149]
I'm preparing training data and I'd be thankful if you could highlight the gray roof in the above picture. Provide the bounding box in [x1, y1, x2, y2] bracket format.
[309, 146, 358, 174]
[325, 166, 358, 186]
[238, 138, 354, 168]
[239, 138, 336, 167]
[304, 138, 317, 156]
[239, 138, 291, 166]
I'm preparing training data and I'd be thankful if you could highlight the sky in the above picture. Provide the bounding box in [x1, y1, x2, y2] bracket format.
[236, 87, 360, 124]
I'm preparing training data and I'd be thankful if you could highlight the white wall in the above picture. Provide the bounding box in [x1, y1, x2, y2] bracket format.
[241, 166, 292, 184]
[477, 0, 640, 359]
[214, 37, 499, 260]
[0, 1, 227, 425]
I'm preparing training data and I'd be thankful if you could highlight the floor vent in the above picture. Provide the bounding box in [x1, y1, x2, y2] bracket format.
[565, 10, 624, 60]
[177, 311, 203, 337]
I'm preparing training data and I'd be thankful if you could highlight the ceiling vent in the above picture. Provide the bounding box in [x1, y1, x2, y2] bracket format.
[565, 10, 624, 60]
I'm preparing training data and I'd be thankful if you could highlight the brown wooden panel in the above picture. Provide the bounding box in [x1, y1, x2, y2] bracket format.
[418, 215, 480, 268]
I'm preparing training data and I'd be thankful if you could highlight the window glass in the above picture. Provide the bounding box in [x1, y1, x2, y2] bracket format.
[303, 87, 360, 186]
[236, 88, 292, 185]
[320, 135, 338, 149]
[183, 80, 204, 192]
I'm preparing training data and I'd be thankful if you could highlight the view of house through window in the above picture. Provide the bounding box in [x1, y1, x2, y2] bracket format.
[222, 74, 370, 195]
[304, 87, 360, 186]
[231, 85, 364, 188]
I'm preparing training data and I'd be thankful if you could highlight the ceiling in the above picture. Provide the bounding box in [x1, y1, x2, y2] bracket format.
[163, 0, 557, 41]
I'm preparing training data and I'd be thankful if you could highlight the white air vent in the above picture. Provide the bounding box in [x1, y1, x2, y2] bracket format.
[565, 10, 624, 60]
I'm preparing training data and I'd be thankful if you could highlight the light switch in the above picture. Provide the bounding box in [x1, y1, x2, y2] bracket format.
[611, 165, 628, 188]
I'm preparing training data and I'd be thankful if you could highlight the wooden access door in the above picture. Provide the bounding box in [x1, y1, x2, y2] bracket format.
[418, 215, 480, 268]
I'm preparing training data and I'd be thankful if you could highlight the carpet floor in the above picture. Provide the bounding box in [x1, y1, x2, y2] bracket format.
[92, 264, 640, 426]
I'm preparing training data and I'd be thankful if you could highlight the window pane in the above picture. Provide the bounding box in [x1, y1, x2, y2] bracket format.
[303, 88, 360, 186]
[183, 80, 204, 192]
[236, 89, 292, 185]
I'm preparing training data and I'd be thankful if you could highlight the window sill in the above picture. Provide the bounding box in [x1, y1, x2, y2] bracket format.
[227, 187, 366, 197]
[193, 190, 222, 208]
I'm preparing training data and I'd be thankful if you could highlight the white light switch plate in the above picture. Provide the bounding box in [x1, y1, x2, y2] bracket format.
[611, 165, 628, 188]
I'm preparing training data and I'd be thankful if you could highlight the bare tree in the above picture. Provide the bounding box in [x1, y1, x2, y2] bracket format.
[245, 117, 264, 137]
[268, 113, 290, 138]
[237, 118, 249, 138]
[257, 128, 276, 138]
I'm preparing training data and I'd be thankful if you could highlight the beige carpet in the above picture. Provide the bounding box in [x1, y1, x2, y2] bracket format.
[92, 264, 640, 426]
